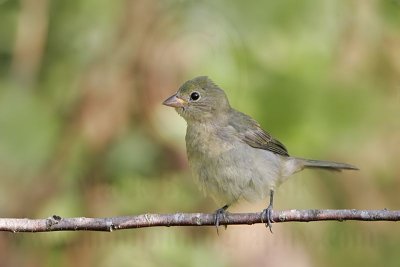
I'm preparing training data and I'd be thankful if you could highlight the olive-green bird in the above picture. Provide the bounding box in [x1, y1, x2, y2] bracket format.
[163, 76, 358, 232]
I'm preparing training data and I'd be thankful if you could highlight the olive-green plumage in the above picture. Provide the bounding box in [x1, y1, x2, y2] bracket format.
[163, 76, 358, 227]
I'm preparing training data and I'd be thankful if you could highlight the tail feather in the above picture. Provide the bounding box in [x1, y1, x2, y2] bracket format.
[298, 158, 359, 171]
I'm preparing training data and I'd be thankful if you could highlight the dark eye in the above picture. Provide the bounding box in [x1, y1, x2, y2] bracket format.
[190, 92, 200, 101]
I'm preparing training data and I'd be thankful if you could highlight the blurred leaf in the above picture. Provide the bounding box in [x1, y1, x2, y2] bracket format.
[106, 131, 163, 178]
[0, 86, 59, 177]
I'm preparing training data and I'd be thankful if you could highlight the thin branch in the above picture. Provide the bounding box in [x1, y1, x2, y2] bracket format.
[0, 209, 399, 233]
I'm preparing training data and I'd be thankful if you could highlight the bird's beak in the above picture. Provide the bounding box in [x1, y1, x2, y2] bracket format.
[162, 94, 186, 108]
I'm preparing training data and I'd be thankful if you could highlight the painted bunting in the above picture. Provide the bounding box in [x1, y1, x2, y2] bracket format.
[163, 76, 358, 232]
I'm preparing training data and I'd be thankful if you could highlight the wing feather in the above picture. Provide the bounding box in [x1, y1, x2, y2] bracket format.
[229, 110, 289, 157]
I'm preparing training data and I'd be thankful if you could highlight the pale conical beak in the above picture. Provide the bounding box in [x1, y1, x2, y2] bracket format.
[162, 94, 186, 108]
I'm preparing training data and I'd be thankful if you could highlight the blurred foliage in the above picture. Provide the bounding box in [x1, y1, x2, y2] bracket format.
[0, 0, 400, 266]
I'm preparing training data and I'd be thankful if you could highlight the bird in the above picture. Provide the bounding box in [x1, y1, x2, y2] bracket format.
[162, 76, 358, 232]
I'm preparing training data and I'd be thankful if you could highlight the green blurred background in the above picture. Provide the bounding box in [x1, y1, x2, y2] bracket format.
[1, 0, 400, 266]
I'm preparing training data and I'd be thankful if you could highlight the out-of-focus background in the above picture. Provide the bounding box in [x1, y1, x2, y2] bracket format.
[0, 0, 399, 266]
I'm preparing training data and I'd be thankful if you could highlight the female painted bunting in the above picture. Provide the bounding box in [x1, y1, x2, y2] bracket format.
[163, 76, 358, 232]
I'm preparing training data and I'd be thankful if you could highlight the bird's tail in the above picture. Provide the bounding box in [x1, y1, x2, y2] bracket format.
[297, 158, 359, 171]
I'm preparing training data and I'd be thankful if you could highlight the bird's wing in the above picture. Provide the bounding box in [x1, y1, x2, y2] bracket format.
[229, 110, 289, 157]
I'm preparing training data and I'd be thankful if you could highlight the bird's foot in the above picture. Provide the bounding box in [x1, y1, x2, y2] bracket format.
[214, 205, 229, 234]
[261, 204, 275, 233]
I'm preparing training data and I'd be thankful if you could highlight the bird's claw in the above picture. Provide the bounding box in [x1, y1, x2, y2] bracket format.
[262, 204, 274, 233]
[214, 205, 228, 234]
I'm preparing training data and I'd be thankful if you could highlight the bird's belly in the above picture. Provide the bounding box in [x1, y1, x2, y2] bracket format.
[188, 143, 284, 205]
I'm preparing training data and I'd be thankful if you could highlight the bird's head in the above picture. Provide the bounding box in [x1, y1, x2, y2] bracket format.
[163, 76, 231, 122]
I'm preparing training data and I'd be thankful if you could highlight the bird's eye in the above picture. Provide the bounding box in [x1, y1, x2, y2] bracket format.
[190, 92, 200, 101]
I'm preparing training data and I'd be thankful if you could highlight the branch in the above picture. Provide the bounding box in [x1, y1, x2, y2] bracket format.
[0, 209, 399, 233]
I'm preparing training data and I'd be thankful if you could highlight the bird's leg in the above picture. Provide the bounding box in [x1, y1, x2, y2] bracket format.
[214, 204, 229, 233]
[262, 190, 275, 233]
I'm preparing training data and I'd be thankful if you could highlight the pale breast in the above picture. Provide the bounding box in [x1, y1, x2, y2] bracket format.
[186, 123, 235, 158]
[185, 123, 285, 205]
